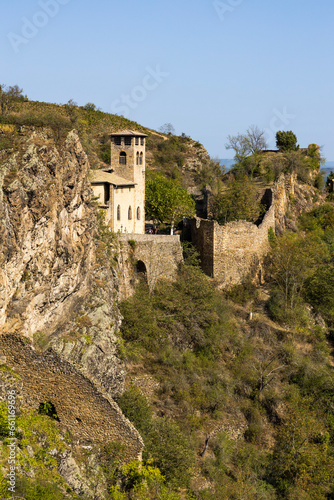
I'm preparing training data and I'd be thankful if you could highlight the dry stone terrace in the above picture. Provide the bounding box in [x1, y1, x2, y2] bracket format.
[0, 334, 144, 461]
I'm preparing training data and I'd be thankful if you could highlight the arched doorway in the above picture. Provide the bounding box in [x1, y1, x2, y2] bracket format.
[135, 260, 147, 284]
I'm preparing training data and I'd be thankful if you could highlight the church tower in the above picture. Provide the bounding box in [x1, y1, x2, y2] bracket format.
[109, 130, 147, 234]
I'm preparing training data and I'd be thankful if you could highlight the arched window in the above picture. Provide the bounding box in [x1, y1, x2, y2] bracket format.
[128, 206, 132, 220]
[139, 152, 143, 165]
[136, 152, 140, 165]
[117, 205, 121, 221]
[136, 207, 141, 220]
[119, 152, 127, 165]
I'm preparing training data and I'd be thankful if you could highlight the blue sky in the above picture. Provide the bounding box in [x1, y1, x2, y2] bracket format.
[1, 0, 334, 160]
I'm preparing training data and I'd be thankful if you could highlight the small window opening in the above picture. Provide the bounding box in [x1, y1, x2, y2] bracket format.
[119, 152, 127, 165]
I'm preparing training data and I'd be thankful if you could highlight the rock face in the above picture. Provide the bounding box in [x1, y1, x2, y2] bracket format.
[0, 128, 95, 336]
[0, 127, 124, 398]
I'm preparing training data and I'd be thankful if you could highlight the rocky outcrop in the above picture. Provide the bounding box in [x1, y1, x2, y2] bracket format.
[0, 127, 124, 397]
[182, 140, 211, 173]
[273, 173, 320, 234]
[0, 128, 95, 336]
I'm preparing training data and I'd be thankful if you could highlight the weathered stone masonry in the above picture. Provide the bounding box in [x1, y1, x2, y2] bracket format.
[191, 193, 275, 287]
[118, 234, 184, 300]
[0, 334, 143, 461]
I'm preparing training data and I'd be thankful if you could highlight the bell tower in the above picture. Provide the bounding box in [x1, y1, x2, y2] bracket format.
[109, 130, 147, 234]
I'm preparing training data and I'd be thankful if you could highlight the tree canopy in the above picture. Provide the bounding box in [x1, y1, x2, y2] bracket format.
[276, 130, 299, 151]
[0, 84, 26, 116]
[211, 176, 264, 225]
[226, 125, 268, 178]
[145, 172, 195, 232]
[226, 125, 268, 162]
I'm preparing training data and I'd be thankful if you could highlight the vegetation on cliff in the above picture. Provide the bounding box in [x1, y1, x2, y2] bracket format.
[1, 88, 333, 499]
[0, 87, 218, 193]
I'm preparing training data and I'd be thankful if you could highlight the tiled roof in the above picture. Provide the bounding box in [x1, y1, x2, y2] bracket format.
[109, 129, 148, 137]
[90, 170, 135, 186]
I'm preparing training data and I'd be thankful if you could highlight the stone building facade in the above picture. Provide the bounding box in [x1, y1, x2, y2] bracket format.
[90, 130, 147, 234]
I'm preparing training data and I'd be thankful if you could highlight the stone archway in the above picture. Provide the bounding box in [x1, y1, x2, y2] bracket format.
[136, 260, 147, 281]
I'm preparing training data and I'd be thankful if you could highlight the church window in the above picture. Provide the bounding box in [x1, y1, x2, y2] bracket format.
[128, 206, 132, 220]
[137, 207, 141, 220]
[139, 152, 143, 165]
[136, 152, 140, 165]
[104, 185, 110, 204]
[119, 152, 127, 165]
[117, 205, 121, 221]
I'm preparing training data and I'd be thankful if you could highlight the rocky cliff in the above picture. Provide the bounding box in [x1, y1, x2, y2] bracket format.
[0, 126, 125, 397]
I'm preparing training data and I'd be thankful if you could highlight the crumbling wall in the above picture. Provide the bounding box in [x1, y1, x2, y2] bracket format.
[191, 191, 275, 287]
[0, 334, 143, 460]
[118, 234, 183, 299]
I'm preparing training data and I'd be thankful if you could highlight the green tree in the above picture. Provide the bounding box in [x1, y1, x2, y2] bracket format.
[326, 170, 334, 190]
[226, 125, 268, 178]
[145, 172, 195, 234]
[267, 233, 326, 317]
[0, 84, 26, 115]
[271, 398, 334, 499]
[211, 176, 264, 224]
[276, 130, 299, 152]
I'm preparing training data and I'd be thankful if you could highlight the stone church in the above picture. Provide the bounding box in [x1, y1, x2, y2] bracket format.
[90, 130, 147, 234]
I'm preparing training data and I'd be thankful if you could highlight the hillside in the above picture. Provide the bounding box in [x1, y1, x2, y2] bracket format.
[0, 94, 220, 192]
[0, 95, 333, 499]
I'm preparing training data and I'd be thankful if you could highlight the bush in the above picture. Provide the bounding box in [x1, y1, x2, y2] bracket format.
[117, 387, 152, 436]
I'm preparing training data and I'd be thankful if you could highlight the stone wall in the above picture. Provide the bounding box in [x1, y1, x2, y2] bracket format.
[118, 234, 183, 299]
[0, 334, 143, 461]
[191, 192, 275, 287]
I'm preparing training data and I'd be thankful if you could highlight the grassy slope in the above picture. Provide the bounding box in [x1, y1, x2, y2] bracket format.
[0, 98, 219, 192]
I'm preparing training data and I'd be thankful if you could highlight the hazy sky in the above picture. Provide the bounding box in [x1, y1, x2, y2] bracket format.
[1, 0, 333, 159]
